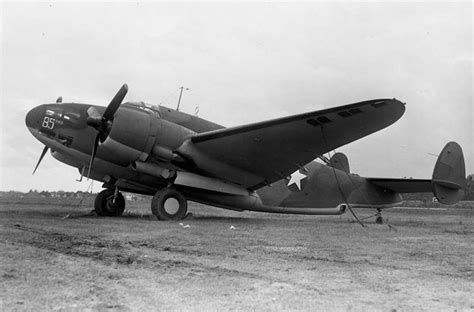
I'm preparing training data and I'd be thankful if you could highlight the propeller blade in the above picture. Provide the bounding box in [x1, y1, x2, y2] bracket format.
[85, 84, 128, 179]
[87, 133, 101, 179]
[33, 145, 49, 175]
[102, 84, 128, 121]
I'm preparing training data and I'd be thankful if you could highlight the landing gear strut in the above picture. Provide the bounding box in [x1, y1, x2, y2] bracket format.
[151, 188, 188, 220]
[94, 188, 125, 216]
[375, 208, 383, 224]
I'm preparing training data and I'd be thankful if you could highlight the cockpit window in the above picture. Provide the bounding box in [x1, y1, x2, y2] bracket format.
[63, 111, 81, 123]
[124, 101, 161, 117]
[43, 106, 84, 129]
[46, 108, 63, 119]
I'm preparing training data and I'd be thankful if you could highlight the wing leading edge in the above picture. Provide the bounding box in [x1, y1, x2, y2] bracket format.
[176, 99, 405, 189]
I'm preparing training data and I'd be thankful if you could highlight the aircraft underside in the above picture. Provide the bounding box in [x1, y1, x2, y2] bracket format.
[50, 146, 398, 221]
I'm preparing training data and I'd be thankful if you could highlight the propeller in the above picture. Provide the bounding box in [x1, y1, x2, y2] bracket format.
[85, 84, 128, 178]
[32, 95, 63, 175]
[33, 145, 49, 175]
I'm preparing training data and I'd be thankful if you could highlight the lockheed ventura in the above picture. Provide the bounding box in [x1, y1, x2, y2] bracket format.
[25, 84, 466, 223]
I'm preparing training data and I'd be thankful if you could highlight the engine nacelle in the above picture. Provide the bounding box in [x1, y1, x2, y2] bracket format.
[98, 106, 160, 165]
[97, 105, 196, 166]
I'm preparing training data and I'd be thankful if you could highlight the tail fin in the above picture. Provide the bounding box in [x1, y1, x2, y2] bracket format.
[432, 142, 466, 204]
[329, 153, 350, 173]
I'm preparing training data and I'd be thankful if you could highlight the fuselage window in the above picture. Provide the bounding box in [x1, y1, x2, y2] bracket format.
[63, 111, 81, 123]
[46, 108, 63, 119]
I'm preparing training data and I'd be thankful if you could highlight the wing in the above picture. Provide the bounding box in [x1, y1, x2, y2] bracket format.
[367, 178, 432, 193]
[175, 99, 405, 189]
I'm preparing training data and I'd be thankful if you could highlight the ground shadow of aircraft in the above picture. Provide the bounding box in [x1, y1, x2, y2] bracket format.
[25, 84, 466, 223]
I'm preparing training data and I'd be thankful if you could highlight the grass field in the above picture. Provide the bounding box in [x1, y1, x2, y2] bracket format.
[0, 198, 472, 311]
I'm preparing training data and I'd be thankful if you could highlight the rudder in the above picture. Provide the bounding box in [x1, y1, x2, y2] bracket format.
[432, 142, 466, 204]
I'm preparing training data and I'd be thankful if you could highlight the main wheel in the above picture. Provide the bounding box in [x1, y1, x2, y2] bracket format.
[95, 189, 125, 216]
[151, 188, 187, 220]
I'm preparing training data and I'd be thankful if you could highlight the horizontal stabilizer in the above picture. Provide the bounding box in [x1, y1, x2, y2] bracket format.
[367, 178, 432, 193]
[367, 142, 466, 205]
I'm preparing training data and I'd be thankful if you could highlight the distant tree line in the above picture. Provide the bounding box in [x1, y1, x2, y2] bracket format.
[2, 190, 96, 199]
[0, 190, 145, 201]
[1, 175, 474, 201]
[464, 174, 474, 200]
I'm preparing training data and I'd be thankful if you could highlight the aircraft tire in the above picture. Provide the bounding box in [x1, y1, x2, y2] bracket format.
[95, 189, 125, 217]
[151, 188, 187, 220]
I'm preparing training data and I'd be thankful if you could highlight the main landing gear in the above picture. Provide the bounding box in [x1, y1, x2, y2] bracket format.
[93, 186, 188, 220]
[94, 188, 125, 216]
[151, 188, 188, 220]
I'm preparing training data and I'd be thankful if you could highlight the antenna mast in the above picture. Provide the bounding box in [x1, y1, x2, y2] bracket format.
[176, 86, 189, 111]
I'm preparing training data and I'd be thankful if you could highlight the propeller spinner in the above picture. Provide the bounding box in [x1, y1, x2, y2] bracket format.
[85, 84, 128, 178]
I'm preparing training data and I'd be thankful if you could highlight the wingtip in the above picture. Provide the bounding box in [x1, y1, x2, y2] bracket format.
[389, 98, 406, 117]
[388, 98, 405, 106]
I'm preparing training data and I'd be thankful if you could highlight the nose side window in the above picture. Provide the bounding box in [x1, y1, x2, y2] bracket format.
[63, 109, 85, 128]
[63, 111, 81, 123]
[44, 106, 85, 129]
[42, 107, 64, 130]
[45, 108, 63, 119]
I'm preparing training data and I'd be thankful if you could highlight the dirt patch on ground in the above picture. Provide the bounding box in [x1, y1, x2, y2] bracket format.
[0, 201, 473, 311]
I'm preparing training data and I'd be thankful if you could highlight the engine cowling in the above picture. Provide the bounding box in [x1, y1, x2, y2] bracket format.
[98, 106, 160, 165]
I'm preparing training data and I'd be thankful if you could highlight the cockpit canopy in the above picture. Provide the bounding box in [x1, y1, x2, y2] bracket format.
[123, 101, 161, 117]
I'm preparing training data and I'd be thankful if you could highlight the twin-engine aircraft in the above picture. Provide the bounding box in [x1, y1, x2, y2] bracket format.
[25, 84, 466, 223]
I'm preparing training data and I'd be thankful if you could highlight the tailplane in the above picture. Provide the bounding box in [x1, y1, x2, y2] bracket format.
[366, 141, 466, 205]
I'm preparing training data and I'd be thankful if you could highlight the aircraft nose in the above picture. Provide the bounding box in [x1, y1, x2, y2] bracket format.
[25, 105, 45, 130]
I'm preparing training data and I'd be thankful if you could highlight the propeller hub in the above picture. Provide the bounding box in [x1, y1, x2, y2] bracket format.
[86, 84, 128, 178]
[86, 116, 102, 129]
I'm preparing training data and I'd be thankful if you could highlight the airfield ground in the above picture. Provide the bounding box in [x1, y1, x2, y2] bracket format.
[0, 198, 472, 311]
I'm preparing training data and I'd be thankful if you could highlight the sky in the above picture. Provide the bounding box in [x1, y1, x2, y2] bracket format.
[1, 1, 472, 192]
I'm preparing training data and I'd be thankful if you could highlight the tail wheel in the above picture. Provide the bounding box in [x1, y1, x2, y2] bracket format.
[151, 188, 187, 220]
[375, 209, 383, 224]
[95, 189, 125, 216]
